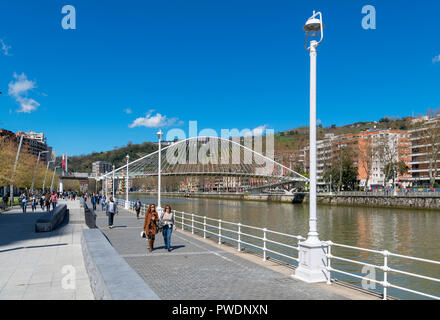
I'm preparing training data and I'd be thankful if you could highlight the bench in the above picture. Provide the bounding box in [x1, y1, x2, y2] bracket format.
[35, 204, 68, 232]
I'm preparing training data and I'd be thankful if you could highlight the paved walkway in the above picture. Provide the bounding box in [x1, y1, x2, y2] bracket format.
[0, 199, 93, 300]
[95, 203, 348, 300]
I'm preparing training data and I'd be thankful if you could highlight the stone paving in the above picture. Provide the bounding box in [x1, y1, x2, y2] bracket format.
[0, 199, 94, 300]
[95, 202, 347, 300]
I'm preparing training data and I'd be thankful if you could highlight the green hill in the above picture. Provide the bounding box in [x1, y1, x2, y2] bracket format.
[65, 142, 157, 173]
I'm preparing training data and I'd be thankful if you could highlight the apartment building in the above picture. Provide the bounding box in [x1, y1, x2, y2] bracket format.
[92, 161, 113, 176]
[298, 129, 411, 189]
[408, 116, 440, 186]
[1, 129, 52, 164]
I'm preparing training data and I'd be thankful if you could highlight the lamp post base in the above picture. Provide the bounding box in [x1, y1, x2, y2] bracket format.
[125, 200, 130, 210]
[294, 240, 329, 283]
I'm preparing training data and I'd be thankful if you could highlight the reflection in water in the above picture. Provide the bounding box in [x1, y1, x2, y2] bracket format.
[128, 194, 440, 299]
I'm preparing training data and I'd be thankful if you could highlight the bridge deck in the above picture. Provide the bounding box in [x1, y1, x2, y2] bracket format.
[94, 203, 369, 300]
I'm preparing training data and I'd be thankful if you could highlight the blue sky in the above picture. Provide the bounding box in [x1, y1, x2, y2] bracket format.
[0, 0, 439, 155]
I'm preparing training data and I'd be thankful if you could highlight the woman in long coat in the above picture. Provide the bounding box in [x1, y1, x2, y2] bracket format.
[143, 203, 159, 252]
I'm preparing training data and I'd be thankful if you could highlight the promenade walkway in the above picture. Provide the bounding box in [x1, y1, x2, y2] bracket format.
[0, 199, 93, 300]
[95, 203, 373, 300]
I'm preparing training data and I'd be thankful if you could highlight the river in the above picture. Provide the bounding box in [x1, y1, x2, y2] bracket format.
[127, 194, 440, 300]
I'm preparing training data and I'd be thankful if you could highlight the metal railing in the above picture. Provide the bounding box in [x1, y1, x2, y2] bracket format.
[117, 198, 440, 300]
[173, 209, 305, 264]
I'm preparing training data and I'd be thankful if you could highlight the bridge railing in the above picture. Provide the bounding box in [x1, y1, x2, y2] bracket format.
[325, 241, 440, 300]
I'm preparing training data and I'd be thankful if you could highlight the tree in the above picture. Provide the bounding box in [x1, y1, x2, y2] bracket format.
[358, 136, 373, 190]
[374, 132, 400, 187]
[323, 145, 358, 191]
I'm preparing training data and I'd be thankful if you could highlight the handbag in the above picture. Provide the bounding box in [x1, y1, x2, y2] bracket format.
[140, 231, 146, 238]
[157, 212, 165, 232]
[157, 220, 165, 232]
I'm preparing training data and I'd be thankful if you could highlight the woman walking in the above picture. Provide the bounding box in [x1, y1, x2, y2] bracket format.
[134, 199, 142, 219]
[39, 194, 45, 210]
[106, 196, 118, 229]
[161, 205, 176, 252]
[45, 193, 51, 212]
[143, 203, 159, 252]
[31, 193, 37, 212]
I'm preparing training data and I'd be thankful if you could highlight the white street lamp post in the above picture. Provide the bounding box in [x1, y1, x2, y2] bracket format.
[9, 135, 24, 207]
[112, 165, 115, 199]
[105, 176, 108, 198]
[295, 11, 329, 284]
[157, 129, 163, 213]
[125, 155, 130, 209]
[31, 150, 48, 193]
[50, 166, 60, 192]
[42, 160, 55, 193]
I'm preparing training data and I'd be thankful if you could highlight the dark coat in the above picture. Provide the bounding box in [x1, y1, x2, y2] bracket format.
[143, 211, 159, 235]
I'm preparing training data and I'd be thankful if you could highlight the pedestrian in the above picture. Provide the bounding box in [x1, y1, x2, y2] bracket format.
[50, 192, 57, 210]
[45, 193, 51, 212]
[101, 196, 107, 211]
[40, 194, 45, 210]
[160, 205, 176, 252]
[91, 193, 97, 211]
[134, 199, 142, 219]
[106, 196, 118, 229]
[143, 203, 159, 253]
[31, 193, 37, 212]
[3, 193, 9, 207]
[19, 192, 27, 213]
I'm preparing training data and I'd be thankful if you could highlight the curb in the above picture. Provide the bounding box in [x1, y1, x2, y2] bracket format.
[81, 228, 160, 300]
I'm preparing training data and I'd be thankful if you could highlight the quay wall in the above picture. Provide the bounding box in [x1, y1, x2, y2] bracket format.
[125, 192, 440, 210]
[311, 194, 440, 210]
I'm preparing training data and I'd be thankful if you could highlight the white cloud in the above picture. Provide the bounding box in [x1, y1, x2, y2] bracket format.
[16, 97, 40, 113]
[0, 39, 11, 56]
[124, 108, 132, 114]
[8, 72, 40, 113]
[244, 125, 268, 137]
[129, 111, 181, 128]
[433, 54, 440, 63]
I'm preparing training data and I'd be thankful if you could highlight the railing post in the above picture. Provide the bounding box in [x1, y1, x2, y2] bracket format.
[263, 228, 267, 261]
[326, 241, 332, 285]
[383, 250, 389, 300]
[191, 213, 194, 234]
[203, 216, 206, 239]
[237, 223, 241, 252]
[218, 219, 222, 244]
[182, 211, 185, 230]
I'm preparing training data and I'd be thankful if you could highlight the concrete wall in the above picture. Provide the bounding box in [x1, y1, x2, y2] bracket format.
[81, 229, 160, 300]
[312, 195, 440, 210]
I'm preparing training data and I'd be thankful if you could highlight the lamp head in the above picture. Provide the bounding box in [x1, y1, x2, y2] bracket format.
[157, 129, 163, 140]
[303, 11, 324, 49]
[303, 17, 322, 32]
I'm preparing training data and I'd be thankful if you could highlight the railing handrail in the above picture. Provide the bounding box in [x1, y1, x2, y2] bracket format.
[324, 240, 440, 300]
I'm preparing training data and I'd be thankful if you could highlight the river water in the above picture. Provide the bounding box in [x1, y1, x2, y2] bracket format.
[127, 194, 440, 300]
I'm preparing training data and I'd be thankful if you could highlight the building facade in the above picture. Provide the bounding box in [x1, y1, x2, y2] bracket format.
[92, 161, 113, 176]
[408, 116, 440, 186]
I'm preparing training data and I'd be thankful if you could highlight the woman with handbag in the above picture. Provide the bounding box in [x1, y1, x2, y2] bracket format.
[160, 205, 177, 252]
[143, 203, 159, 252]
